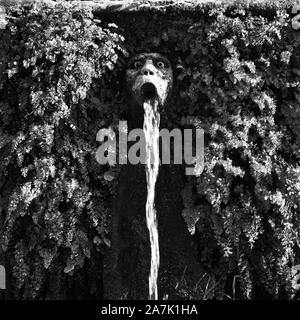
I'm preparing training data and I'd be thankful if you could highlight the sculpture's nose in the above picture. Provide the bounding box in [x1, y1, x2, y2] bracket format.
[141, 63, 155, 76]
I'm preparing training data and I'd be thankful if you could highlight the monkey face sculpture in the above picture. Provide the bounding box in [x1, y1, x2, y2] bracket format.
[126, 53, 173, 106]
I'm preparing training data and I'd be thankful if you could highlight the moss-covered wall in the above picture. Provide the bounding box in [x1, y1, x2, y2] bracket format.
[1, 0, 300, 299]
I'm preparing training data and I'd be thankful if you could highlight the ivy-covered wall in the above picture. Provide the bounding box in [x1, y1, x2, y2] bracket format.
[1, 0, 300, 299]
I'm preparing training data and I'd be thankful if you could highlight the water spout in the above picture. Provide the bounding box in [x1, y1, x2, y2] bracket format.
[143, 99, 160, 300]
[125, 52, 173, 299]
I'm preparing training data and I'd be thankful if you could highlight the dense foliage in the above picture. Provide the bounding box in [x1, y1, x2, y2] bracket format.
[179, 7, 300, 299]
[1, 1, 300, 299]
[0, 3, 125, 298]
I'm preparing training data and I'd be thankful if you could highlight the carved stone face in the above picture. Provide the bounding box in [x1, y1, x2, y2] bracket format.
[126, 53, 173, 106]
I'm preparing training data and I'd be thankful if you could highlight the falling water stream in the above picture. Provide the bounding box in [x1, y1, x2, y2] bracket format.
[143, 99, 160, 300]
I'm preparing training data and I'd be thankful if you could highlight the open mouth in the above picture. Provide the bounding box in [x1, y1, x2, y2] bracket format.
[141, 82, 157, 100]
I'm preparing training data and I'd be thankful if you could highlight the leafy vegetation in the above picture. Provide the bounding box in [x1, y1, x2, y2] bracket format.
[1, 1, 300, 299]
[0, 2, 125, 298]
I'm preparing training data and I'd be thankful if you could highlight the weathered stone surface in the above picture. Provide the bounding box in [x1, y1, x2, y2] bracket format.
[1, 0, 295, 13]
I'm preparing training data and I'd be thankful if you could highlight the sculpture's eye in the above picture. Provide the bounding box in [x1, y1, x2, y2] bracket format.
[157, 60, 165, 68]
[133, 60, 143, 69]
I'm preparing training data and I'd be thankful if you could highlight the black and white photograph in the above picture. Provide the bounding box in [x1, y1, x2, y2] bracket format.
[1, 0, 300, 312]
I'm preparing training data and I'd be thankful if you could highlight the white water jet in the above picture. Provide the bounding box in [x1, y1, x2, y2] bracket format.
[143, 99, 160, 300]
